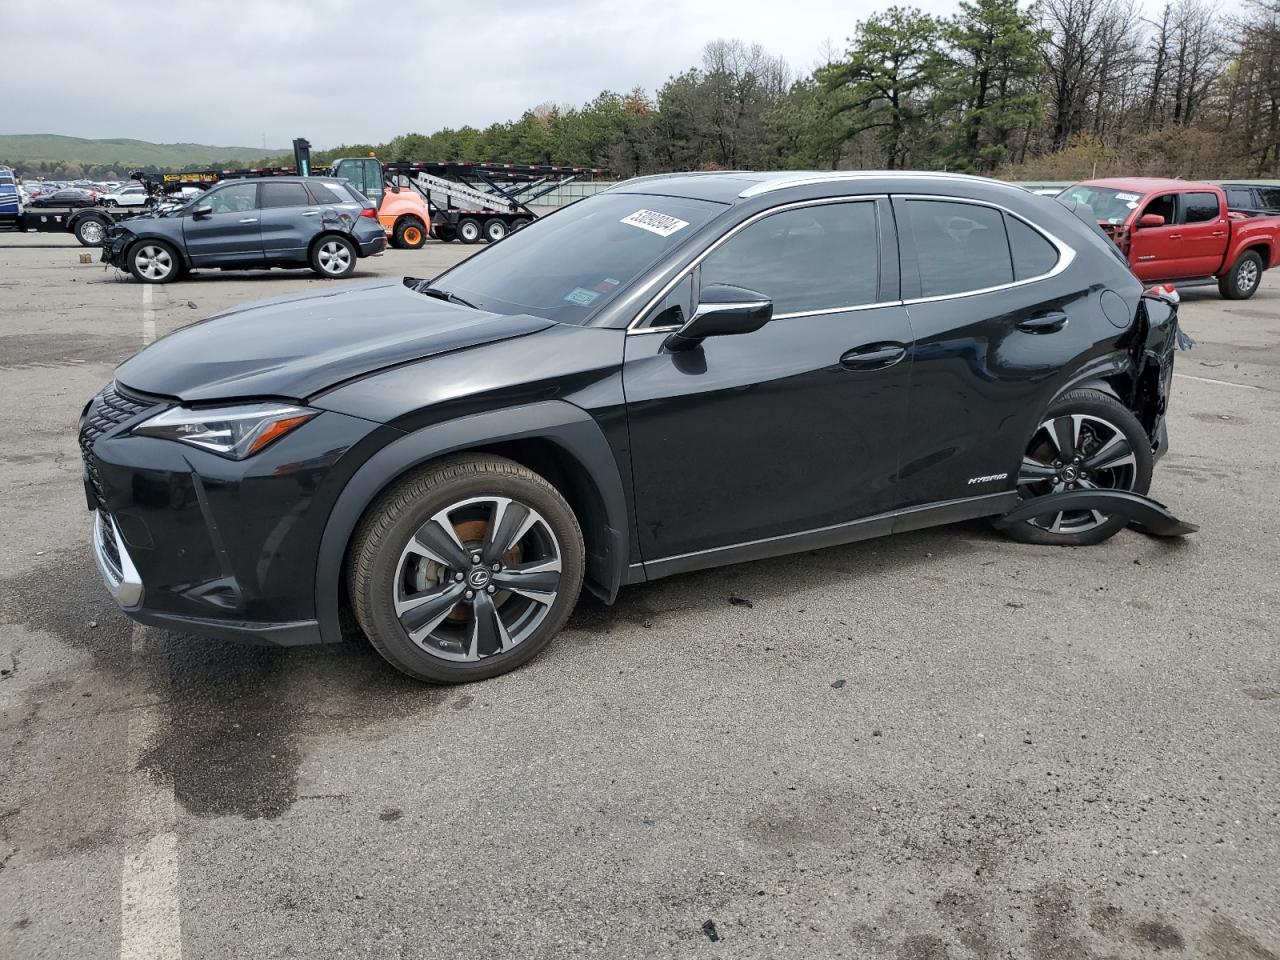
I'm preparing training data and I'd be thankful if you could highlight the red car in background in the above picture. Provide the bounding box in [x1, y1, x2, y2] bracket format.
[1060, 177, 1280, 299]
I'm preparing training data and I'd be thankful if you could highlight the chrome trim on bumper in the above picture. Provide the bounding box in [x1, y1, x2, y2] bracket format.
[93, 510, 143, 608]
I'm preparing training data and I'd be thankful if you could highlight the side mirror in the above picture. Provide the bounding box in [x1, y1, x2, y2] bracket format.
[1137, 213, 1166, 228]
[191, 204, 213, 220]
[665, 284, 773, 352]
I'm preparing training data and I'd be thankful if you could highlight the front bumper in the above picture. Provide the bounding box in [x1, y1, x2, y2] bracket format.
[100, 228, 131, 268]
[80, 381, 395, 645]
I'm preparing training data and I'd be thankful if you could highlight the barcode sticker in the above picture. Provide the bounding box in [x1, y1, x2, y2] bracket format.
[620, 209, 689, 237]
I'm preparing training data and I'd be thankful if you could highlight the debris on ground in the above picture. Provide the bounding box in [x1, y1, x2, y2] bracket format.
[831, 679, 846, 689]
[701, 919, 720, 942]
[728, 596, 753, 608]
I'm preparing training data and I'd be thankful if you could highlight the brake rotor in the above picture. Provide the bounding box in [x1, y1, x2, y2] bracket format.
[445, 519, 523, 623]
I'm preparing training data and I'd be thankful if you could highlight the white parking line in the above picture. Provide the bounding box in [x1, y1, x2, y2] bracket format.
[118, 290, 182, 958]
[120, 629, 183, 960]
[1174, 372, 1260, 390]
[141, 285, 156, 345]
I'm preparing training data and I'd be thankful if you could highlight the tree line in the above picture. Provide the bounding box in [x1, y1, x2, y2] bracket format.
[308, 0, 1280, 181]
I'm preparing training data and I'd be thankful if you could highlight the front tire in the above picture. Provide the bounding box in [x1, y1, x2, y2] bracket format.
[347, 455, 585, 683]
[127, 240, 180, 283]
[1218, 250, 1263, 300]
[394, 216, 426, 249]
[1000, 388, 1153, 546]
[310, 235, 357, 278]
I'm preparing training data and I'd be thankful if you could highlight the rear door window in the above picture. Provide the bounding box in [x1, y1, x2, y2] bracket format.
[1182, 192, 1220, 223]
[1226, 187, 1255, 209]
[308, 181, 354, 205]
[1257, 187, 1280, 208]
[906, 200, 1012, 297]
[260, 181, 311, 209]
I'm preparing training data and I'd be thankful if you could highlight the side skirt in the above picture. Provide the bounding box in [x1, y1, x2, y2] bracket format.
[636, 491, 1018, 582]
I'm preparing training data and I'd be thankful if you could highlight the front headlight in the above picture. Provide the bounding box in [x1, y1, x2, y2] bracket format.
[133, 402, 316, 459]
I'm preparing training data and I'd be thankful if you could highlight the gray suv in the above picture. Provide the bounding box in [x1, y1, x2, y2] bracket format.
[101, 177, 388, 283]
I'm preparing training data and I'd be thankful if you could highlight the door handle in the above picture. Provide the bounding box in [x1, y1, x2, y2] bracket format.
[1016, 311, 1068, 333]
[1168, 233, 1182, 239]
[302, 210, 321, 216]
[239, 218, 259, 223]
[839, 343, 907, 371]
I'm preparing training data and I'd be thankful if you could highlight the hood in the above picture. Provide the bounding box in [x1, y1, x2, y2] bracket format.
[115, 279, 554, 403]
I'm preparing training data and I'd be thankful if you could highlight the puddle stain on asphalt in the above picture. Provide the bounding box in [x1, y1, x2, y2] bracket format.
[0, 332, 141, 370]
[2, 548, 446, 822]
[137, 636, 447, 820]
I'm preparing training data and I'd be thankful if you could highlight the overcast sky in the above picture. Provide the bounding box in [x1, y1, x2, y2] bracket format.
[7, 0, 964, 150]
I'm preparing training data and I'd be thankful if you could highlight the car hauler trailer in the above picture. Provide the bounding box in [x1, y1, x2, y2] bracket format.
[0, 166, 146, 247]
[328, 156, 609, 246]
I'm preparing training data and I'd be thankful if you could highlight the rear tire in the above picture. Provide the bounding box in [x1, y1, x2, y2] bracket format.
[456, 218, 482, 244]
[999, 388, 1153, 546]
[309, 235, 357, 278]
[483, 218, 508, 243]
[394, 216, 426, 249]
[347, 454, 585, 684]
[1218, 250, 1263, 300]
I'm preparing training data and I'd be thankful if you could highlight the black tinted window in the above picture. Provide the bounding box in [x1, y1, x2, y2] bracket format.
[260, 181, 310, 208]
[700, 202, 879, 314]
[1183, 192, 1219, 223]
[1258, 187, 1280, 208]
[1005, 214, 1059, 280]
[308, 181, 352, 205]
[1226, 187, 1255, 209]
[907, 200, 1012, 297]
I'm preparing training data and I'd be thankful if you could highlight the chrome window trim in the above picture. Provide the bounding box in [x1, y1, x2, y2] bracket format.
[895, 194, 1075, 304]
[626, 195, 891, 335]
[625, 191, 1076, 334]
[738, 171, 1025, 199]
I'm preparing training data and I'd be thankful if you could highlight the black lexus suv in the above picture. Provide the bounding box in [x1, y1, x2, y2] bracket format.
[81, 171, 1183, 683]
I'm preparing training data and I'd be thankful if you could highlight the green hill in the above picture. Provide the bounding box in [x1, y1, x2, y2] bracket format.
[0, 134, 285, 173]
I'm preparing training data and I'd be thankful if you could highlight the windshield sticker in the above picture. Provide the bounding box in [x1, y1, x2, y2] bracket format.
[564, 287, 601, 306]
[1114, 192, 1141, 201]
[592, 277, 621, 293]
[620, 209, 690, 237]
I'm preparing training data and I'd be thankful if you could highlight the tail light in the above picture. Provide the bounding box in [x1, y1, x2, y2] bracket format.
[1144, 283, 1179, 304]
[359, 207, 378, 219]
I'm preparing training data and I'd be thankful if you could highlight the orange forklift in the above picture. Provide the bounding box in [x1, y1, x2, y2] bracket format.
[327, 156, 609, 247]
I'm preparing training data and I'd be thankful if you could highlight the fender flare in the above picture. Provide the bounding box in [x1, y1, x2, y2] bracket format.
[312, 400, 630, 644]
[993, 489, 1198, 537]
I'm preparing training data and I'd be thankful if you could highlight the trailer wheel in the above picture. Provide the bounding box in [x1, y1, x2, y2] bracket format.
[456, 218, 482, 244]
[483, 218, 508, 243]
[75, 217, 108, 247]
[394, 216, 426, 249]
[436, 224, 457, 243]
[510, 217, 532, 232]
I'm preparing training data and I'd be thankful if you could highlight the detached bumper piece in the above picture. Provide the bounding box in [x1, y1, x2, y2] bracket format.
[994, 489, 1199, 537]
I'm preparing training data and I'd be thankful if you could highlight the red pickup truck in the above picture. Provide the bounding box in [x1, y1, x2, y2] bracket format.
[1060, 177, 1280, 299]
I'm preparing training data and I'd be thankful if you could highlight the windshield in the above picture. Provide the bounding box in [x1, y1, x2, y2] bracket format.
[429, 193, 728, 324]
[1059, 184, 1145, 224]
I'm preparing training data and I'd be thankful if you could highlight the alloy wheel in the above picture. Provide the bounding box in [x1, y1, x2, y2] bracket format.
[1238, 258, 1259, 293]
[135, 245, 173, 281]
[317, 240, 352, 275]
[1017, 413, 1138, 534]
[80, 220, 105, 244]
[392, 496, 562, 662]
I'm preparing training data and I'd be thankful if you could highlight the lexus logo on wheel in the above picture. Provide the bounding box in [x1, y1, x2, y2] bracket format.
[467, 568, 491, 589]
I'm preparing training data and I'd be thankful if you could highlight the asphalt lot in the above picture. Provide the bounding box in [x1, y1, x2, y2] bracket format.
[1, 232, 1277, 960]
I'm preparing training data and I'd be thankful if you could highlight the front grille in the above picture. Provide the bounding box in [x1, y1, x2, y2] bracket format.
[79, 383, 157, 504]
